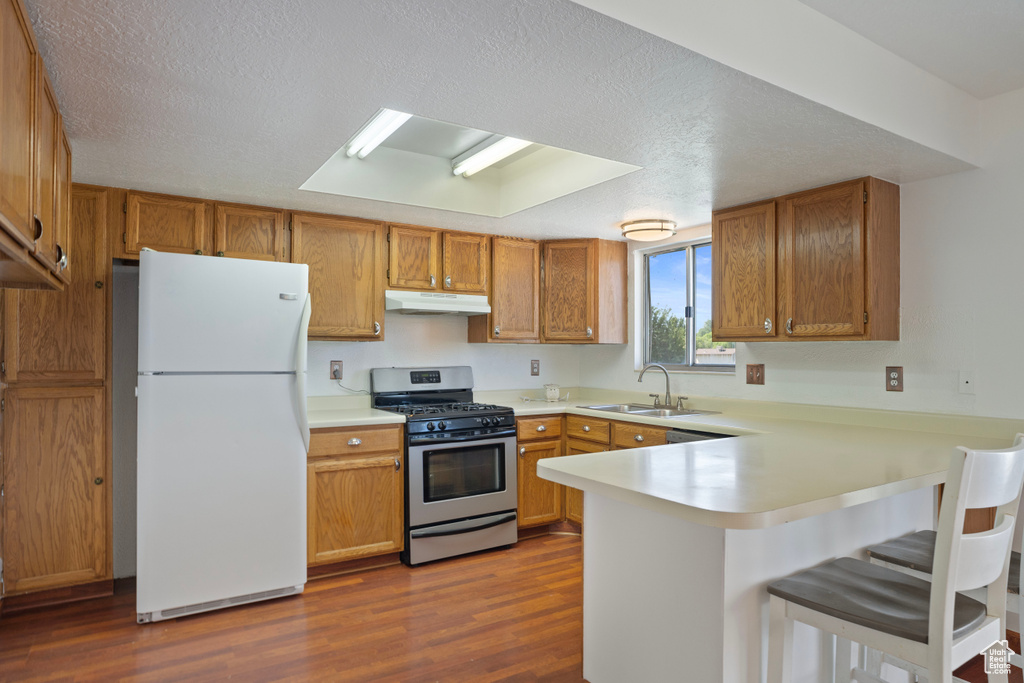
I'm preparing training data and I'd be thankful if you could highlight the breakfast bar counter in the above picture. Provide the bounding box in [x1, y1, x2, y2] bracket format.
[537, 414, 1011, 683]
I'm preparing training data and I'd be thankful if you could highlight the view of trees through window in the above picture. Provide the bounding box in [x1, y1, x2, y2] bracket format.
[647, 243, 735, 367]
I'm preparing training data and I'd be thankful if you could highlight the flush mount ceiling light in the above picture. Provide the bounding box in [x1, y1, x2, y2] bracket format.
[620, 219, 678, 242]
[452, 134, 532, 177]
[345, 109, 413, 159]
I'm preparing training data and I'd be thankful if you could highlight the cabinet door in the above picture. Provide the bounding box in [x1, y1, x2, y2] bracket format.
[291, 213, 385, 340]
[213, 203, 287, 261]
[3, 187, 107, 382]
[612, 422, 668, 449]
[0, 0, 37, 247]
[542, 240, 595, 341]
[2, 386, 108, 594]
[53, 126, 72, 281]
[388, 224, 440, 290]
[517, 439, 564, 528]
[489, 237, 539, 340]
[32, 62, 59, 271]
[125, 191, 211, 256]
[307, 453, 403, 564]
[712, 201, 776, 339]
[566, 438, 606, 525]
[780, 180, 865, 338]
[443, 232, 489, 294]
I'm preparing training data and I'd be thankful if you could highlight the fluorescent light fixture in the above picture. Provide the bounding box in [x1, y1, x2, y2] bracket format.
[621, 219, 677, 242]
[452, 135, 532, 177]
[345, 109, 412, 159]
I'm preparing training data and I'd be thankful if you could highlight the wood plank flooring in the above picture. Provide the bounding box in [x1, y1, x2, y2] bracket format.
[0, 534, 583, 682]
[0, 531, 1018, 682]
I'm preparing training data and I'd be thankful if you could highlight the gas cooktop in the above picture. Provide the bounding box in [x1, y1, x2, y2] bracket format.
[383, 402, 510, 419]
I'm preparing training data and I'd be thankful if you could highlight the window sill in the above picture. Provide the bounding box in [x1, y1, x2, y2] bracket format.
[635, 365, 735, 375]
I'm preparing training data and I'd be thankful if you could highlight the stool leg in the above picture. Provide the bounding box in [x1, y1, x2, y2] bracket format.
[768, 595, 793, 683]
[835, 636, 853, 683]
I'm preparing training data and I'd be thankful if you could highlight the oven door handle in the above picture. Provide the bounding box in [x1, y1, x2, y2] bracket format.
[410, 513, 517, 539]
[408, 428, 517, 445]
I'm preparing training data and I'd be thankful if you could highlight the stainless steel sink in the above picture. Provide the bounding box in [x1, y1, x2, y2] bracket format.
[580, 404, 719, 419]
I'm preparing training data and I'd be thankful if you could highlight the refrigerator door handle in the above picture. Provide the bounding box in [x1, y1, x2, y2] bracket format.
[295, 294, 312, 452]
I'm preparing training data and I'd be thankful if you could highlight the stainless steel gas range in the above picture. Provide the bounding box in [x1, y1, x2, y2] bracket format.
[370, 366, 517, 566]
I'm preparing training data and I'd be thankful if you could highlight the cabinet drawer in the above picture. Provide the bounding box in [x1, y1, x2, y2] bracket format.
[612, 422, 668, 449]
[517, 416, 563, 442]
[309, 425, 402, 457]
[566, 415, 610, 445]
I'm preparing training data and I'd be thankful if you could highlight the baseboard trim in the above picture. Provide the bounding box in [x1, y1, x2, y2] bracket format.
[307, 552, 402, 580]
[1, 579, 114, 615]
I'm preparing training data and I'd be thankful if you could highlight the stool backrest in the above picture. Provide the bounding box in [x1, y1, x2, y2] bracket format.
[929, 434, 1024, 665]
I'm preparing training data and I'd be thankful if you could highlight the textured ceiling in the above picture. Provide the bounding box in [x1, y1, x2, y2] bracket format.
[26, 0, 973, 240]
[798, 0, 1024, 100]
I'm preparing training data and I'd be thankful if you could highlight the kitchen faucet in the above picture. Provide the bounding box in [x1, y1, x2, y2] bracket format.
[638, 363, 674, 407]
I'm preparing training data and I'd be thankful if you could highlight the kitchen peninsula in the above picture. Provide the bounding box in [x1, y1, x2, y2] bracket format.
[537, 410, 1014, 683]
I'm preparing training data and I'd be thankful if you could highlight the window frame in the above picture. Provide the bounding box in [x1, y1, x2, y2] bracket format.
[642, 239, 734, 373]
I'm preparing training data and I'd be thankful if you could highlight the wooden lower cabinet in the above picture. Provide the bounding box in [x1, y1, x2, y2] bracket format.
[517, 439, 564, 528]
[306, 426, 404, 565]
[1, 385, 109, 594]
[612, 421, 669, 449]
[565, 439, 606, 525]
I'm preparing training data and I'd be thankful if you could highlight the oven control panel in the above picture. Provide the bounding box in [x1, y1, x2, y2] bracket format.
[406, 413, 516, 437]
[410, 370, 442, 384]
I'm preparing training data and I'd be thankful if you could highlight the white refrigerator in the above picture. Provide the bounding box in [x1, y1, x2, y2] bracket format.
[136, 251, 311, 623]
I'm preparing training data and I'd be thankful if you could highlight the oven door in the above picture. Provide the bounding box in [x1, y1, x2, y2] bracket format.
[407, 432, 518, 528]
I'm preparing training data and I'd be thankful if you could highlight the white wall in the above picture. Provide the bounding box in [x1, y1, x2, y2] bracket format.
[582, 87, 1024, 421]
[307, 312, 582, 396]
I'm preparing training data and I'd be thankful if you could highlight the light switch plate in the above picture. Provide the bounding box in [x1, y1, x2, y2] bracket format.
[530, 360, 540, 376]
[746, 364, 764, 385]
[886, 366, 903, 392]
[330, 360, 343, 380]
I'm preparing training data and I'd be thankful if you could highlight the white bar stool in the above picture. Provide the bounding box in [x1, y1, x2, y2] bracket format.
[766, 436, 1024, 683]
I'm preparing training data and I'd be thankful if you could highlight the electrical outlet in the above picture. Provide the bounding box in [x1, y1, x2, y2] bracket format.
[958, 370, 975, 395]
[330, 360, 343, 380]
[530, 360, 540, 376]
[886, 366, 903, 392]
[746, 364, 764, 385]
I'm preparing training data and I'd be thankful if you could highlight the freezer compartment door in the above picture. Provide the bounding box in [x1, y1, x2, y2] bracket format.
[138, 251, 309, 373]
[136, 374, 306, 616]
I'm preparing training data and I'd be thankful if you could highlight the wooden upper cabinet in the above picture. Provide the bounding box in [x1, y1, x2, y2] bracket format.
[468, 236, 539, 343]
[541, 239, 626, 344]
[2, 385, 109, 594]
[387, 225, 489, 294]
[54, 127, 72, 282]
[32, 63, 60, 272]
[712, 177, 899, 342]
[0, 0, 38, 248]
[388, 224, 440, 290]
[213, 202, 287, 261]
[443, 232, 489, 294]
[712, 201, 776, 339]
[291, 212, 385, 340]
[124, 190, 212, 257]
[3, 186, 107, 383]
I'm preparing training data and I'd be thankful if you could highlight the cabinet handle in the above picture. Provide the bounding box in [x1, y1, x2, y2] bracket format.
[493, 326, 500, 337]
[786, 318, 793, 334]
[94, 477, 104, 485]
[373, 321, 381, 336]
[582, 425, 590, 432]
[395, 458, 401, 471]
[536, 425, 546, 432]
[95, 281, 104, 289]
[56, 244, 68, 270]
[430, 274, 436, 287]
[634, 435, 644, 443]
[586, 326, 593, 338]
[519, 447, 526, 457]
[348, 438, 362, 446]
[764, 318, 772, 334]
[217, 251, 225, 257]
[444, 275, 452, 288]
[194, 249, 203, 255]
[33, 215, 43, 240]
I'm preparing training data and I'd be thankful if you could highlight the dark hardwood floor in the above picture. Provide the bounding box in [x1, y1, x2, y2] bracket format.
[0, 532, 1018, 682]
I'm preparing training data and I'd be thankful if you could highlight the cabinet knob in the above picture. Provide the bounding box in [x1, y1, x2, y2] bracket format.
[95, 281, 104, 289]
[430, 274, 436, 287]
[536, 425, 546, 432]
[585, 326, 593, 338]
[582, 425, 590, 432]
[786, 318, 793, 335]
[348, 438, 362, 446]
[519, 447, 526, 457]
[395, 458, 401, 471]
[493, 326, 500, 336]
[764, 318, 773, 334]
[444, 275, 452, 288]
[194, 249, 203, 255]
[33, 215, 43, 240]
[56, 244, 68, 270]
[373, 321, 381, 336]
[94, 477, 104, 485]
[217, 251, 225, 257]
[634, 435, 644, 443]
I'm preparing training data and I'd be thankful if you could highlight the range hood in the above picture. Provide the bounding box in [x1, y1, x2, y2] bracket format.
[385, 290, 491, 316]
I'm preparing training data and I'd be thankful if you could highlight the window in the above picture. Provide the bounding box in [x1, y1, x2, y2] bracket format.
[644, 241, 735, 369]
